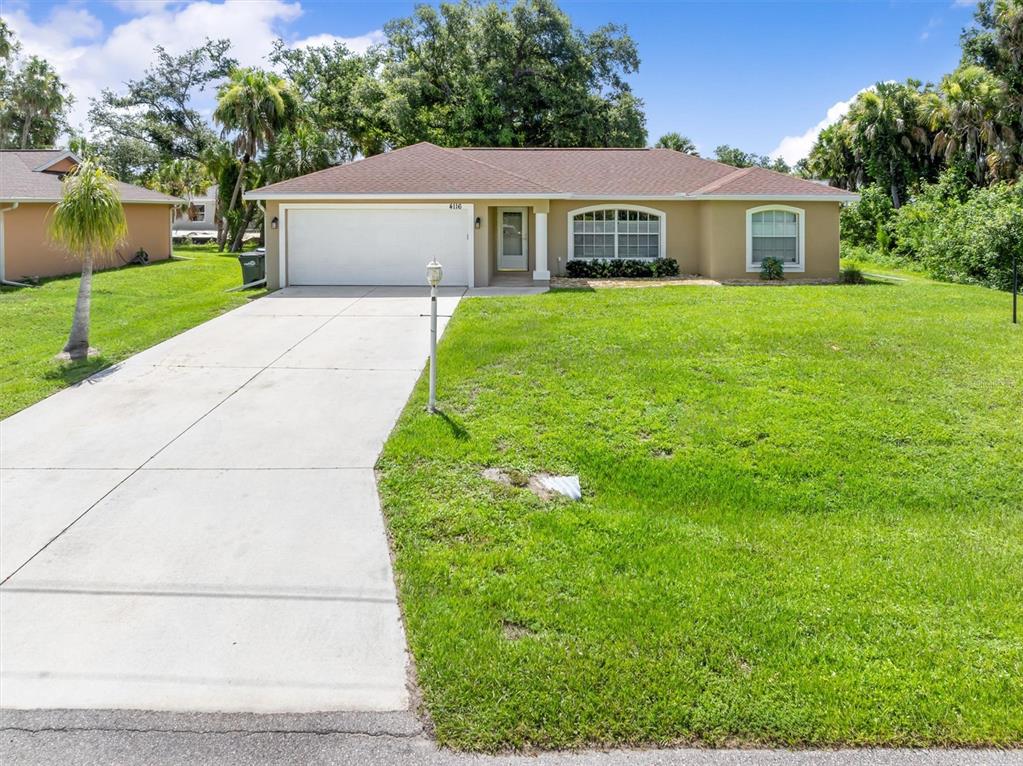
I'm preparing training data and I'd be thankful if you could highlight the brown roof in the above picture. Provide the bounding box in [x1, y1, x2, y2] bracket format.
[247, 142, 855, 200]
[0, 150, 180, 204]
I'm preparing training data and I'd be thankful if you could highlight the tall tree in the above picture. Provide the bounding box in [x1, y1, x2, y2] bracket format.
[654, 132, 698, 155]
[269, 39, 381, 158]
[263, 123, 335, 184]
[374, 0, 646, 148]
[961, 0, 1023, 175]
[845, 81, 929, 207]
[90, 40, 236, 161]
[923, 65, 1016, 183]
[805, 122, 860, 188]
[213, 67, 299, 251]
[48, 161, 128, 361]
[3, 55, 71, 149]
[199, 141, 237, 249]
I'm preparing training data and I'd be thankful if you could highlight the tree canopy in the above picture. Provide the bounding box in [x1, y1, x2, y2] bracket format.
[372, 0, 647, 148]
[805, 1, 1022, 206]
[0, 24, 72, 149]
[90, 39, 236, 161]
[654, 132, 698, 154]
[714, 145, 790, 173]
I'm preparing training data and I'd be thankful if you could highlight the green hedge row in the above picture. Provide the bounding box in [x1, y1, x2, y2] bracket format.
[564, 257, 680, 279]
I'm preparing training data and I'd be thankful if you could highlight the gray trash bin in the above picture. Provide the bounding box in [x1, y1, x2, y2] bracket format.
[238, 250, 265, 284]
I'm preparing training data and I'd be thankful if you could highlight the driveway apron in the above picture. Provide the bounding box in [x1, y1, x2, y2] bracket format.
[0, 285, 464, 713]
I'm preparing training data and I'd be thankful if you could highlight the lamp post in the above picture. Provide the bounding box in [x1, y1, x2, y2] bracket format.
[426, 260, 443, 412]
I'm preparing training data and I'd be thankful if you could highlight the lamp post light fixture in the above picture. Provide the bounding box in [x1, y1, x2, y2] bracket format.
[426, 260, 443, 412]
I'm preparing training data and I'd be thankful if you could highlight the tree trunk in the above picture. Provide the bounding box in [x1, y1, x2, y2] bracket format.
[229, 202, 255, 253]
[19, 114, 32, 149]
[228, 157, 247, 213]
[219, 157, 248, 252]
[216, 214, 227, 251]
[889, 177, 901, 209]
[63, 250, 94, 361]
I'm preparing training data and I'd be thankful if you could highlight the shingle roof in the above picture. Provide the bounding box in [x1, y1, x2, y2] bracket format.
[250, 142, 558, 197]
[0, 150, 180, 204]
[247, 142, 855, 200]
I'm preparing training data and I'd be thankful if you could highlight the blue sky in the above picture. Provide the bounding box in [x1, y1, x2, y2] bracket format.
[4, 0, 978, 162]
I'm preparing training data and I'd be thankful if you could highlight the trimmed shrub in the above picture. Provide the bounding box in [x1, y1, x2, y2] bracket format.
[760, 256, 785, 281]
[564, 258, 679, 279]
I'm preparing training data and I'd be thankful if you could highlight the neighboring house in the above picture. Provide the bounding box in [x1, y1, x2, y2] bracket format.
[244, 142, 857, 289]
[0, 150, 180, 282]
[172, 184, 218, 234]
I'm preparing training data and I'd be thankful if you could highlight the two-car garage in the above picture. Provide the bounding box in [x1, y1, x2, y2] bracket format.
[280, 204, 475, 286]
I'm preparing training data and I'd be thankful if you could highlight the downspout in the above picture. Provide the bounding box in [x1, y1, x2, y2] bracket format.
[0, 202, 31, 288]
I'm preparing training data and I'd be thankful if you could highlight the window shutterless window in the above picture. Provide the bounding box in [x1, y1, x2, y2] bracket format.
[745, 205, 805, 272]
[569, 207, 664, 259]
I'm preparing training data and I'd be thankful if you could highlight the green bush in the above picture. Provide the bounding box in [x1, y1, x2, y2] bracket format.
[914, 183, 1023, 290]
[759, 257, 785, 281]
[840, 184, 894, 248]
[839, 267, 866, 284]
[564, 258, 679, 279]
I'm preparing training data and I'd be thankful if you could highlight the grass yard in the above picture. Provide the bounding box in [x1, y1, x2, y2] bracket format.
[377, 274, 1023, 751]
[0, 244, 264, 418]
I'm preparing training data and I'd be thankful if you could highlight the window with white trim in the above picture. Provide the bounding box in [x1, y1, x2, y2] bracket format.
[175, 203, 206, 222]
[571, 208, 662, 259]
[746, 205, 805, 271]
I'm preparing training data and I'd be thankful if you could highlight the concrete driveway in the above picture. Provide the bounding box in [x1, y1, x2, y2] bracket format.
[0, 285, 464, 713]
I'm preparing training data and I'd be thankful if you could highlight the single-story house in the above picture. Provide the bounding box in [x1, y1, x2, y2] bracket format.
[173, 183, 218, 235]
[244, 142, 857, 289]
[0, 150, 180, 283]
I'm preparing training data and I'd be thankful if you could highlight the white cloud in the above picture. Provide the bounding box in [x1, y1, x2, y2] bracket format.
[293, 30, 385, 54]
[5, 1, 379, 136]
[769, 87, 871, 166]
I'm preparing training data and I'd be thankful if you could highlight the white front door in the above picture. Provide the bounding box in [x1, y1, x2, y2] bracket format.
[497, 207, 528, 271]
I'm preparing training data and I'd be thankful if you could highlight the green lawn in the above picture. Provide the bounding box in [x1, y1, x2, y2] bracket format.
[377, 276, 1023, 751]
[0, 244, 265, 418]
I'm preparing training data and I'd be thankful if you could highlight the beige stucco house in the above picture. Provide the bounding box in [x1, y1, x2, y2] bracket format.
[0, 150, 179, 283]
[245, 142, 857, 289]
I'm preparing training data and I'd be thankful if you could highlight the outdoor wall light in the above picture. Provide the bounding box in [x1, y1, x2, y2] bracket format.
[475, 216, 481, 230]
[270, 216, 279, 230]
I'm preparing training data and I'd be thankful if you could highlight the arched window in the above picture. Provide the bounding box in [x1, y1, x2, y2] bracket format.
[568, 206, 665, 260]
[746, 205, 805, 272]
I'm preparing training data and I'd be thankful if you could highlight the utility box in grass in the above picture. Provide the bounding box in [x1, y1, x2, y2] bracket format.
[238, 250, 265, 284]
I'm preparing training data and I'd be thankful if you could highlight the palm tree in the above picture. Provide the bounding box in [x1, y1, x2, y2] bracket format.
[847, 81, 928, 207]
[13, 56, 68, 149]
[199, 141, 237, 250]
[48, 161, 128, 360]
[654, 132, 698, 155]
[263, 123, 335, 183]
[924, 65, 1015, 184]
[806, 122, 861, 189]
[213, 68, 299, 251]
[149, 159, 211, 219]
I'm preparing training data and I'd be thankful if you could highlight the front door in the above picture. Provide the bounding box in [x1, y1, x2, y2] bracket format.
[497, 207, 528, 271]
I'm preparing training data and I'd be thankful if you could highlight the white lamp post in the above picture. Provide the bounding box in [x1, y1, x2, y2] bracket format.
[426, 260, 443, 412]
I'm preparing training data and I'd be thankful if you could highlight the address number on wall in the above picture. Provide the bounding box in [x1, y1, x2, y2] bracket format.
[449, 203, 463, 210]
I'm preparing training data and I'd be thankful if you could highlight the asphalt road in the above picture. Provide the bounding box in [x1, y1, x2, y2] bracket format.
[2, 710, 1019, 766]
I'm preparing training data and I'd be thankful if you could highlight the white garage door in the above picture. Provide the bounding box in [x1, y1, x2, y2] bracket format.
[285, 205, 472, 286]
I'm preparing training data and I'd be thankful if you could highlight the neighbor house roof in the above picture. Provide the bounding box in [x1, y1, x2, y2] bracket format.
[246, 141, 857, 201]
[0, 150, 181, 204]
